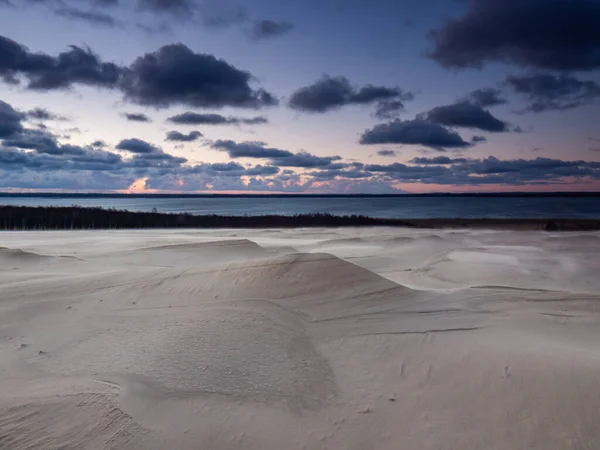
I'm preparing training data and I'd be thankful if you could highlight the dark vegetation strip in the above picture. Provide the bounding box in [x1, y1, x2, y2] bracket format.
[0, 206, 599, 231]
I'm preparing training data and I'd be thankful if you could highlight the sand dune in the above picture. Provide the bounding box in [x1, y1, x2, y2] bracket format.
[1, 228, 600, 449]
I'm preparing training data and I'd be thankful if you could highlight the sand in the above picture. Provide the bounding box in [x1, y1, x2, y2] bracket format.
[1, 227, 600, 450]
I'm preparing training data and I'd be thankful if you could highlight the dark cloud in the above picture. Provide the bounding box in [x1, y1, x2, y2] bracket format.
[466, 88, 507, 107]
[443, 157, 600, 186]
[409, 156, 469, 165]
[0, 131, 190, 178]
[212, 140, 341, 168]
[244, 165, 280, 176]
[360, 119, 472, 150]
[363, 162, 450, 181]
[424, 101, 512, 132]
[306, 168, 372, 180]
[472, 135, 487, 143]
[0, 35, 122, 90]
[234, 116, 268, 125]
[25, 108, 67, 121]
[167, 112, 268, 125]
[356, 156, 600, 185]
[120, 43, 278, 109]
[1, 36, 277, 111]
[54, 7, 121, 27]
[377, 149, 397, 157]
[169, 113, 229, 125]
[506, 73, 600, 112]
[270, 152, 341, 168]
[291, 75, 354, 112]
[0, 100, 24, 138]
[289, 75, 413, 117]
[0, 145, 122, 173]
[129, 150, 187, 168]
[199, 161, 245, 172]
[251, 20, 294, 40]
[165, 130, 202, 142]
[374, 100, 408, 120]
[124, 112, 151, 122]
[429, 0, 600, 71]
[2, 128, 85, 155]
[90, 140, 106, 147]
[212, 140, 293, 158]
[115, 138, 158, 154]
[0, 120, 300, 191]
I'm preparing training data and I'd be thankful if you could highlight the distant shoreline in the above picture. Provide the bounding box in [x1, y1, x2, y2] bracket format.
[1, 206, 599, 231]
[1, 192, 600, 198]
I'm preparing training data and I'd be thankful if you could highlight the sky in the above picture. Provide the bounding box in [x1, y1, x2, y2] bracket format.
[1, 0, 600, 194]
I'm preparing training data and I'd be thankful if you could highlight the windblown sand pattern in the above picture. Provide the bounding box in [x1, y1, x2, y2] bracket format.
[1, 228, 600, 449]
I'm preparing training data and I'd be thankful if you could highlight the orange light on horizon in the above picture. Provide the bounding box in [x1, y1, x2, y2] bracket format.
[119, 177, 160, 194]
[127, 177, 149, 193]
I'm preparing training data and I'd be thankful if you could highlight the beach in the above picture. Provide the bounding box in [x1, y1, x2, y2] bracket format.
[1, 227, 600, 449]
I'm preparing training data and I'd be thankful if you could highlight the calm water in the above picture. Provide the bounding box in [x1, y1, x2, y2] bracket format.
[1, 195, 599, 219]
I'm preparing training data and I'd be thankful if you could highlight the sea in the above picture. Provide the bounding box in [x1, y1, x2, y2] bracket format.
[1, 194, 599, 219]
